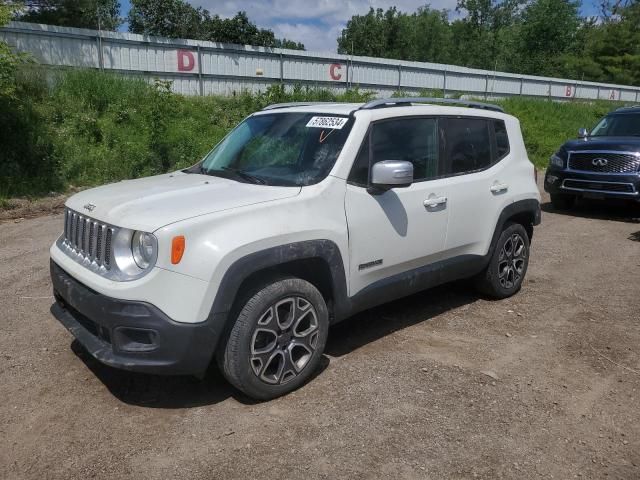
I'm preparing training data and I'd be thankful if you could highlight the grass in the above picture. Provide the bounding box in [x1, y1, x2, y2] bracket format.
[496, 96, 617, 167]
[0, 68, 624, 200]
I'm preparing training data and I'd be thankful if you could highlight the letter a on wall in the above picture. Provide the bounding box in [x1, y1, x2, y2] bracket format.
[177, 50, 196, 72]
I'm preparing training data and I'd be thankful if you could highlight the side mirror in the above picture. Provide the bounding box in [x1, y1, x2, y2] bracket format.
[578, 128, 588, 138]
[368, 160, 413, 194]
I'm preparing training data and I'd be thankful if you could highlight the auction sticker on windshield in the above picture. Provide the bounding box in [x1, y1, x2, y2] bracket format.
[306, 116, 349, 129]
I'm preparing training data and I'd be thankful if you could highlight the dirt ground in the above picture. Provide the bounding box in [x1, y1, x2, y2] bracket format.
[1, 185, 639, 480]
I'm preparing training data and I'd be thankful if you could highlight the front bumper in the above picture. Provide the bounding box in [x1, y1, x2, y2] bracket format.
[50, 260, 224, 376]
[544, 168, 640, 201]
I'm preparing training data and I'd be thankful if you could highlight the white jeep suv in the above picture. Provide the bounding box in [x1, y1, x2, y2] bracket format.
[50, 98, 541, 400]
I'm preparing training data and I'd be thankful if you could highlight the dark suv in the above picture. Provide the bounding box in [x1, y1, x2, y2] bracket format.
[544, 106, 640, 209]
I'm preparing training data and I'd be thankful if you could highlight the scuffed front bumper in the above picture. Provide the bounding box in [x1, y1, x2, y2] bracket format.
[544, 168, 640, 201]
[50, 260, 224, 376]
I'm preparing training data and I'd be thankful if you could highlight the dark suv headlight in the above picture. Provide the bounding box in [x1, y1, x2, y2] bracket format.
[549, 148, 567, 169]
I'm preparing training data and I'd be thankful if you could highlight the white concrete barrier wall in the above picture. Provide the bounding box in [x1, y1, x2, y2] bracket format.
[2, 21, 639, 101]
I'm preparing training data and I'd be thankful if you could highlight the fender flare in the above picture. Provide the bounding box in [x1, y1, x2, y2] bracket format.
[488, 198, 541, 254]
[209, 240, 349, 320]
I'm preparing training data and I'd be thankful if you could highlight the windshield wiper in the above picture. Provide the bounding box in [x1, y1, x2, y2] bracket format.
[196, 165, 265, 184]
[220, 166, 267, 185]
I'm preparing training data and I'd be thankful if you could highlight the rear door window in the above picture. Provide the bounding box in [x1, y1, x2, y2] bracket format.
[443, 118, 492, 175]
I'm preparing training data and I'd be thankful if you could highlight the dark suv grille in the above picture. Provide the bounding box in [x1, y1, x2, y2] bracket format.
[563, 179, 636, 193]
[568, 151, 640, 173]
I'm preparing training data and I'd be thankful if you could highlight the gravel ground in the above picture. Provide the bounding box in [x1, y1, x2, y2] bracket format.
[1, 186, 639, 480]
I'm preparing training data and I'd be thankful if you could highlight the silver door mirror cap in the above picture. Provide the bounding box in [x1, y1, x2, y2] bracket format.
[578, 128, 589, 138]
[370, 160, 414, 192]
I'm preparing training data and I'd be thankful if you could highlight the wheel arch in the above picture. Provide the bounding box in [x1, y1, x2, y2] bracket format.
[490, 199, 541, 250]
[209, 240, 349, 328]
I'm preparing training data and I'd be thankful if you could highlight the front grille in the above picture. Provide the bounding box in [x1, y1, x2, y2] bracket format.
[562, 179, 636, 194]
[568, 151, 640, 173]
[62, 208, 114, 269]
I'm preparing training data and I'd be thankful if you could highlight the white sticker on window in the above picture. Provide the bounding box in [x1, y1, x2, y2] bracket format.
[306, 116, 349, 129]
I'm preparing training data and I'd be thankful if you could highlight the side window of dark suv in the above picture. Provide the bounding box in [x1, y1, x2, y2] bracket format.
[349, 117, 440, 186]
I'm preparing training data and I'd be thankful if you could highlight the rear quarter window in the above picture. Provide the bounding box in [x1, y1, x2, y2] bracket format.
[494, 120, 510, 160]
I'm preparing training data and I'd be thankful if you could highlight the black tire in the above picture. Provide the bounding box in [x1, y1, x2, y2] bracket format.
[475, 222, 530, 299]
[219, 277, 329, 400]
[550, 193, 576, 210]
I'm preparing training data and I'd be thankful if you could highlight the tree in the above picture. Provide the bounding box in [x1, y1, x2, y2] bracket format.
[274, 38, 305, 50]
[17, 0, 121, 30]
[128, 0, 206, 38]
[576, 1, 640, 84]
[511, 0, 582, 76]
[1, 2, 32, 98]
[451, 0, 522, 70]
[337, 6, 451, 63]
[128, 0, 305, 49]
[337, 8, 391, 58]
[204, 11, 276, 46]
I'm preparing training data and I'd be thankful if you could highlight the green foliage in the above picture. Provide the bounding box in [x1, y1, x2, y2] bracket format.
[512, 0, 581, 76]
[0, 69, 374, 198]
[1, 2, 31, 99]
[495, 97, 616, 166]
[128, 0, 305, 50]
[0, 67, 628, 200]
[338, 1, 640, 86]
[338, 6, 452, 64]
[451, 0, 523, 71]
[17, 0, 121, 30]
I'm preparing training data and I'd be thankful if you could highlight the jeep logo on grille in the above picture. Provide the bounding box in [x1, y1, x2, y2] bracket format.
[83, 203, 96, 212]
[592, 158, 608, 167]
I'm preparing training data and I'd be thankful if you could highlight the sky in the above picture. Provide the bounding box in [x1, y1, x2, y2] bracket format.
[118, 0, 602, 53]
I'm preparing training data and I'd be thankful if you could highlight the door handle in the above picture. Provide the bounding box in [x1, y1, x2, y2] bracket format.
[423, 196, 448, 208]
[490, 183, 509, 194]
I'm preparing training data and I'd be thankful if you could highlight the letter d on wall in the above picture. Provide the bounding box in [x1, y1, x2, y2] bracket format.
[177, 50, 195, 72]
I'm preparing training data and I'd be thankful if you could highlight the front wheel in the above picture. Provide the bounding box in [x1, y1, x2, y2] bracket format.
[219, 277, 329, 400]
[475, 222, 530, 299]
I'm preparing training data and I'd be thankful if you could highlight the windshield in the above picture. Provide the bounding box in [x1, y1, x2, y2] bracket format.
[196, 112, 354, 186]
[590, 113, 640, 137]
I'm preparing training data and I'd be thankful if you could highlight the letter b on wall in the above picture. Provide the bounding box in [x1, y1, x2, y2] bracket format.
[177, 50, 196, 72]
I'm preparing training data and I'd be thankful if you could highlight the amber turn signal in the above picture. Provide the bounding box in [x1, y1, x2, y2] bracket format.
[171, 236, 186, 264]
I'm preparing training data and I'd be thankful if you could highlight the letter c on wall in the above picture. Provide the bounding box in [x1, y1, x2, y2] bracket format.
[177, 50, 195, 72]
[329, 63, 342, 81]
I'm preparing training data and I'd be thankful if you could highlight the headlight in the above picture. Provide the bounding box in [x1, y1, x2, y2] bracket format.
[549, 152, 565, 169]
[132, 231, 157, 269]
[111, 229, 158, 280]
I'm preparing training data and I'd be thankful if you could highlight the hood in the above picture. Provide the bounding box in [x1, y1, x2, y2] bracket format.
[66, 172, 301, 232]
[563, 136, 640, 152]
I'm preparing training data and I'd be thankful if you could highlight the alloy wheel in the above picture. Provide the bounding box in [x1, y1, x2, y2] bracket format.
[250, 297, 319, 385]
[498, 233, 527, 289]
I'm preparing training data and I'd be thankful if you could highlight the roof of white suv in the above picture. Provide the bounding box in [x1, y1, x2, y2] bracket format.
[254, 97, 508, 119]
[255, 103, 362, 116]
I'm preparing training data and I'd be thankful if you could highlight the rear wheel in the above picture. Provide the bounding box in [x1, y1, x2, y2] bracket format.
[475, 222, 530, 299]
[550, 193, 576, 210]
[219, 277, 329, 400]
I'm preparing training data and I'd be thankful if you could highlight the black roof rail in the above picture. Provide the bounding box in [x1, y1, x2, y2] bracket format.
[262, 102, 341, 111]
[358, 97, 504, 113]
[615, 105, 640, 111]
